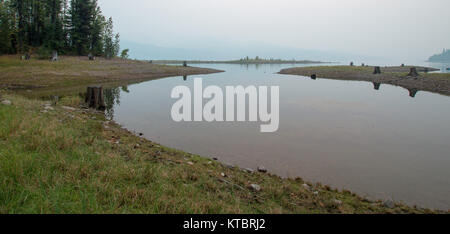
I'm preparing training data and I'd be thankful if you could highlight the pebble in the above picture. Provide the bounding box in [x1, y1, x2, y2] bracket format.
[334, 199, 343, 205]
[220, 173, 227, 177]
[257, 166, 267, 173]
[302, 184, 310, 190]
[62, 106, 76, 111]
[243, 168, 254, 173]
[224, 163, 235, 169]
[249, 184, 261, 192]
[383, 200, 395, 209]
[1, 100, 12, 105]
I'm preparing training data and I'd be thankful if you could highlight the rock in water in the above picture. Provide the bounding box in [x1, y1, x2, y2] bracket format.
[257, 166, 267, 173]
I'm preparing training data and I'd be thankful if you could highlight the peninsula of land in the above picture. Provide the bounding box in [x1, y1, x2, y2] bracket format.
[279, 65, 450, 96]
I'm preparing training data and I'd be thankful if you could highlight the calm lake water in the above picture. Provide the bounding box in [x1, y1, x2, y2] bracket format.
[107, 63, 450, 210]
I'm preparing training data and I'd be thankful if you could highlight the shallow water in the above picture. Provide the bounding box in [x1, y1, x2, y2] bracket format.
[107, 63, 450, 210]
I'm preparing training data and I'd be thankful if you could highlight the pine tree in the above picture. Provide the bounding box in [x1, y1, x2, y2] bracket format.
[68, 0, 96, 55]
[0, 0, 15, 54]
[0, 0, 116, 56]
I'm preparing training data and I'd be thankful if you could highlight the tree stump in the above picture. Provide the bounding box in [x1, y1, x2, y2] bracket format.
[373, 82, 381, 90]
[311, 74, 317, 80]
[51, 50, 58, 61]
[183, 61, 187, 67]
[373, 66, 381, 74]
[85, 86, 106, 110]
[407, 67, 419, 77]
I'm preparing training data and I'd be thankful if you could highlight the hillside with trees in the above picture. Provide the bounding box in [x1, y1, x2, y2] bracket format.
[428, 49, 450, 62]
[0, 0, 120, 58]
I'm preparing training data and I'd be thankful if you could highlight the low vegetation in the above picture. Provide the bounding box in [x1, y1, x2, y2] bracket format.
[0, 93, 437, 214]
[0, 56, 221, 92]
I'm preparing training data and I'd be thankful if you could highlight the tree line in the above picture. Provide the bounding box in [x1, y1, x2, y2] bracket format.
[0, 0, 121, 58]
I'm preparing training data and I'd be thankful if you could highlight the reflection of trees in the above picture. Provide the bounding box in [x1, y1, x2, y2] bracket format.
[104, 87, 122, 119]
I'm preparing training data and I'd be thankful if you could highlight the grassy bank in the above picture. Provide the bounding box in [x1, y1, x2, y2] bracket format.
[0, 93, 438, 214]
[0, 56, 222, 90]
[279, 65, 450, 96]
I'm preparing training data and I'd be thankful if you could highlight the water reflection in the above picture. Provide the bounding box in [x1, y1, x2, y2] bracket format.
[373, 82, 381, 90]
[104, 86, 128, 119]
[106, 63, 450, 210]
[408, 88, 419, 98]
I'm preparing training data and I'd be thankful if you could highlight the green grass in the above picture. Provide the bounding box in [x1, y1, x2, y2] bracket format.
[0, 94, 436, 214]
[0, 56, 221, 90]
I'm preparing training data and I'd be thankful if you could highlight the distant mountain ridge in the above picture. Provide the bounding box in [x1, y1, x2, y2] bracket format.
[428, 49, 450, 62]
[120, 40, 379, 63]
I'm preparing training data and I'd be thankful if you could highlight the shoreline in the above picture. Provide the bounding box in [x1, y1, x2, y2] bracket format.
[0, 93, 441, 213]
[278, 65, 450, 97]
[0, 56, 223, 93]
[152, 59, 331, 65]
[0, 56, 446, 213]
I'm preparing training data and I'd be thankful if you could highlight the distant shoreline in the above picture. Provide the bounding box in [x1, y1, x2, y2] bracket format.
[279, 65, 450, 97]
[152, 59, 331, 65]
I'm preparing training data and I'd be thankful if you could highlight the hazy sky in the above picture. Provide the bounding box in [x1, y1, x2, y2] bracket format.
[98, 0, 450, 60]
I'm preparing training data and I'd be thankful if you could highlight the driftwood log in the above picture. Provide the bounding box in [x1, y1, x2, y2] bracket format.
[407, 67, 419, 77]
[85, 86, 106, 110]
[373, 66, 381, 74]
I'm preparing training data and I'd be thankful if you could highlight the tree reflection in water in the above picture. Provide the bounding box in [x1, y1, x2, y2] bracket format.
[104, 86, 129, 119]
